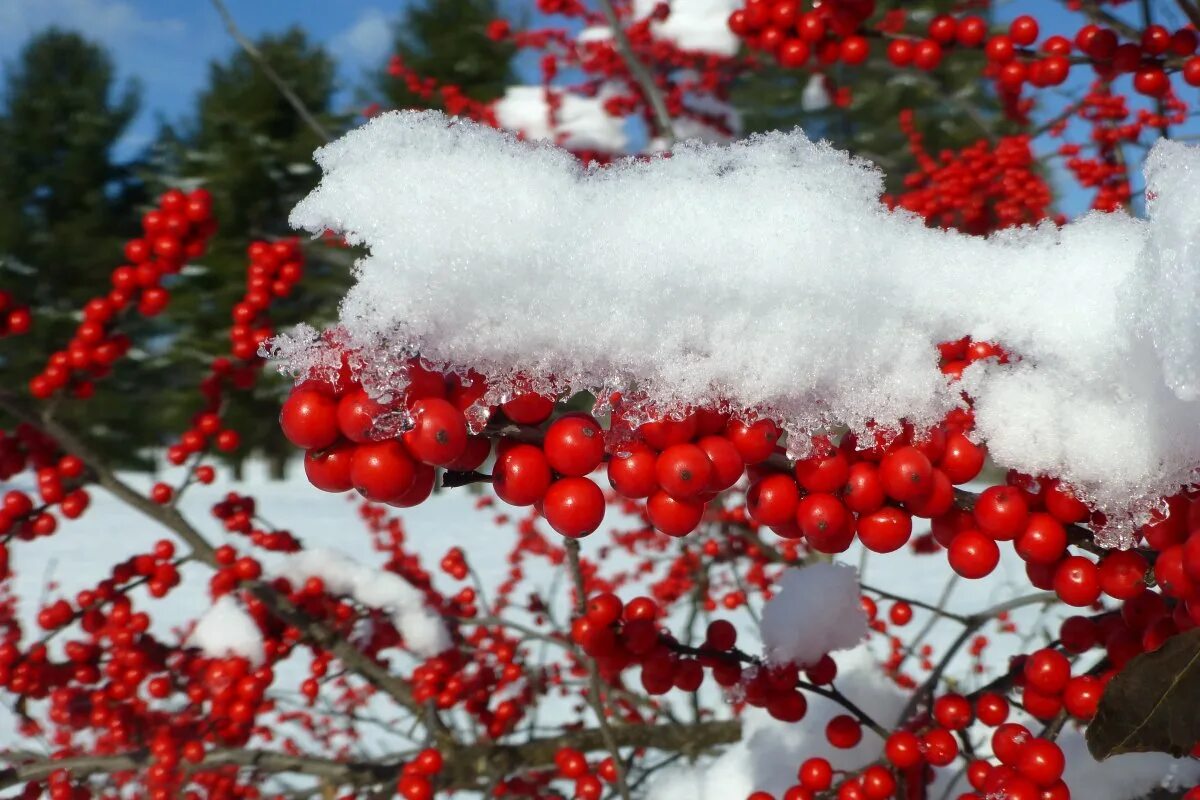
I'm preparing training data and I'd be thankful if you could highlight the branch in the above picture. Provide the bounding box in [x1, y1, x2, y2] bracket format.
[593, 0, 676, 146]
[565, 538, 635, 800]
[1177, 0, 1200, 28]
[208, 0, 332, 143]
[0, 390, 446, 745]
[899, 591, 1057, 725]
[0, 720, 742, 791]
[1075, 0, 1143, 41]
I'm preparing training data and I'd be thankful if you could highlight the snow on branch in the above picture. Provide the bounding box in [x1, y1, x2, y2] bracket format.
[276, 548, 451, 657]
[277, 110, 1200, 528]
[760, 563, 867, 666]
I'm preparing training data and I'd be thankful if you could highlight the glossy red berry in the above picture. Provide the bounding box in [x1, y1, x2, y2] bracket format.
[493, 444, 552, 506]
[542, 477, 605, 538]
[948, 530, 1000, 579]
[403, 398, 468, 466]
[544, 414, 606, 476]
[351, 441, 416, 502]
[856, 506, 913, 553]
[656, 444, 714, 500]
[280, 389, 339, 450]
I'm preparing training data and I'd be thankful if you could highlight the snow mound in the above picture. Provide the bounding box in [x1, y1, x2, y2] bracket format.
[761, 563, 866, 666]
[277, 110, 1200, 531]
[275, 548, 451, 657]
[190, 595, 265, 665]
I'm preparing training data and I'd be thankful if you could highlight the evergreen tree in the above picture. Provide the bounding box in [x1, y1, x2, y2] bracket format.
[0, 29, 162, 466]
[374, 0, 517, 110]
[148, 29, 351, 477]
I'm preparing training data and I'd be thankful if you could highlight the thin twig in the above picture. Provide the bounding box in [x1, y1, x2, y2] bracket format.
[208, 0, 332, 143]
[593, 0, 676, 146]
[565, 538, 635, 800]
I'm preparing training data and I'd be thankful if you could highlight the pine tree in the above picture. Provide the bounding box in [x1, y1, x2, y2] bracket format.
[374, 0, 517, 110]
[148, 29, 351, 477]
[0, 29, 163, 466]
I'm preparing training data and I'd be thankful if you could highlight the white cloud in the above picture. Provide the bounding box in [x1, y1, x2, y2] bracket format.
[330, 7, 392, 71]
[0, 0, 184, 58]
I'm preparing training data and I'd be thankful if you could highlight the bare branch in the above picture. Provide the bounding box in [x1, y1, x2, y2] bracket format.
[208, 0, 332, 143]
[592, 0, 676, 146]
[0, 721, 742, 791]
[565, 538, 635, 800]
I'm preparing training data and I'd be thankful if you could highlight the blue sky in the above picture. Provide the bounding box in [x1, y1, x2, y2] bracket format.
[0, 0, 409, 157]
[0, 0, 1189, 217]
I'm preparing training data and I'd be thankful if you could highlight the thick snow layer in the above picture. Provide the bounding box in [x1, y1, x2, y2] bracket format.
[634, 0, 740, 56]
[760, 563, 866, 666]
[190, 594, 265, 665]
[494, 86, 628, 153]
[279, 111, 1200, 531]
[651, 648, 904, 799]
[275, 547, 451, 657]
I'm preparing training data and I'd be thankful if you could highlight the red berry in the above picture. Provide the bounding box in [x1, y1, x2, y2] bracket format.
[1054, 556, 1101, 607]
[542, 477, 605, 538]
[842, 463, 885, 514]
[884, 731, 922, 768]
[825, 715, 862, 748]
[974, 485, 1029, 540]
[880, 446, 934, 502]
[1017, 739, 1064, 787]
[796, 493, 853, 552]
[647, 491, 705, 537]
[1098, 549, 1149, 601]
[939, 432, 985, 484]
[280, 389, 339, 450]
[1015, 513, 1067, 565]
[607, 444, 658, 498]
[795, 449, 849, 494]
[1023, 648, 1071, 694]
[403, 398, 468, 466]
[725, 419, 780, 464]
[493, 444, 552, 507]
[501, 392, 554, 424]
[747, 474, 800, 527]
[336, 389, 389, 443]
[544, 414, 606, 476]
[948, 530, 1000, 579]
[656, 444, 714, 499]
[351, 441, 416, 503]
[697, 435, 744, 492]
[856, 506, 913, 553]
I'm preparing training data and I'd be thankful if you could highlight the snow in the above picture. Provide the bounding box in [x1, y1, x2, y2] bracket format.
[1055, 727, 1200, 799]
[760, 563, 866, 666]
[493, 86, 628, 152]
[651, 648, 905, 799]
[189, 594, 265, 665]
[801, 74, 831, 111]
[633, 0, 741, 56]
[276, 547, 451, 657]
[278, 111, 1200, 534]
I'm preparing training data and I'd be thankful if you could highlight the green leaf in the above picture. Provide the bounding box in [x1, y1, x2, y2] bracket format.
[1087, 628, 1200, 760]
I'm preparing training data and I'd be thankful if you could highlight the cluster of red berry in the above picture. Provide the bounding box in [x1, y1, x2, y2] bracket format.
[885, 113, 1055, 234]
[28, 189, 216, 400]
